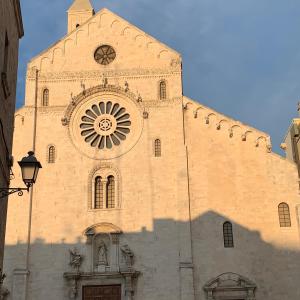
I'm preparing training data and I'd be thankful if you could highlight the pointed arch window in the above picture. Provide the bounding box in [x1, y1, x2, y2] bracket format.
[223, 221, 234, 248]
[48, 146, 56, 163]
[42, 88, 49, 106]
[95, 176, 104, 209]
[154, 139, 161, 157]
[159, 80, 167, 100]
[107, 176, 115, 209]
[278, 202, 291, 227]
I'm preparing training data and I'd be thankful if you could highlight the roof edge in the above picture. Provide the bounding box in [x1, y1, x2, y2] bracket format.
[12, 0, 24, 38]
[28, 7, 180, 65]
[184, 96, 269, 138]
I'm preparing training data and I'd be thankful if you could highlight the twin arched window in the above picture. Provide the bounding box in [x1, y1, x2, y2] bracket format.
[42, 88, 49, 106]
[94, 175, 116, 209]
[278, 202, 291, 227]
[159, 80, 167, 100]
[154, 139, 161, 157]
[48, 145, 55, 163]
[223, 222, 234, 248]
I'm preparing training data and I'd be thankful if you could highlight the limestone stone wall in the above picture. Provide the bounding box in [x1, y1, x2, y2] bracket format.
[4, 5, 300, 300]
[184, 98, 300, 300]
[0, 0, 23, 278]
[4, 95, 191, 299]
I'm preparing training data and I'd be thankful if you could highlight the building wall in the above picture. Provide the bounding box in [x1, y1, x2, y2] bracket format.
[3, 5, 300, 300]
[184, 98, 300, 299]
[4, 8, 191, 300]
[0, 0, 23, 281]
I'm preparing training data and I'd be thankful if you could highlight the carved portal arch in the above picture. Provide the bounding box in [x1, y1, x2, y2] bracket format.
[84, 222, 122, 237]
[203, 272, 256, 300]
[63, 84, 142, 124]
[64, 223, 139, 300]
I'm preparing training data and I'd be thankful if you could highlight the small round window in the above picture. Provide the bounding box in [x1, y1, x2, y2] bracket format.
[94, 45, 116, 65]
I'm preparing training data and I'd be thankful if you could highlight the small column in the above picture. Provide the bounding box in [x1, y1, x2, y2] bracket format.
[110, 234, 119, 272]
[102, 179, 107, 209]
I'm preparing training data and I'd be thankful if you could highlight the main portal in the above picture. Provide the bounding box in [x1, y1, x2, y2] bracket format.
[82, 285, 121, 300]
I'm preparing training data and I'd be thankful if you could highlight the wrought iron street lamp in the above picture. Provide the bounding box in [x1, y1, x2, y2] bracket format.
[0, 151, 42, 199]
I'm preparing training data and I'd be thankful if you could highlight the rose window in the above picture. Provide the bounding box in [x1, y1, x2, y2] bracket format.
[80, 101, 131, 149]
[94, 45, 116, 65]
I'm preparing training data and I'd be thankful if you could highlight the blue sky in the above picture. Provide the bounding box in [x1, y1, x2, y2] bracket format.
[17, 0, 300, 154]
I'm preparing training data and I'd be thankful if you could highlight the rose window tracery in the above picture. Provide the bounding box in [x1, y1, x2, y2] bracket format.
[94, 45, 116, 65]
[80, 101, 131, 149]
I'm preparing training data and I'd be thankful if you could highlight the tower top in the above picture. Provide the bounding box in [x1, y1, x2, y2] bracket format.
[67, 0, 94, 33]
[68, 0, 94, 12]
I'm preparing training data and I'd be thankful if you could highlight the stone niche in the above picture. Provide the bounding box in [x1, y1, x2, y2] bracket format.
[203, 272, 257, 300]
[63, 223, 139, 300]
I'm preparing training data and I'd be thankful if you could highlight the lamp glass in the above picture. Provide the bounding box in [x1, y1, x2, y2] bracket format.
[20, 164, 36, 185]
[18, 151, 42, 187]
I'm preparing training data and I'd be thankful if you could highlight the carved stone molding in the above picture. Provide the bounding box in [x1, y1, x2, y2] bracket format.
[62, 84, 141, 126]
[27, 68, 181, 80]
[203, 272, 256, 300]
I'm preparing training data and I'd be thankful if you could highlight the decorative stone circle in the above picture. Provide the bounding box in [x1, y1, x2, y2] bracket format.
[80, 101, 131, 149]
[94, 45, 116, 65]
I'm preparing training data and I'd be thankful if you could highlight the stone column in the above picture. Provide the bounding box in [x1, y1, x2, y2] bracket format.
[110, 234, 119, 272]
[177, 146, 195, 300]
[12, 269, 29, 300]
[124, 276, 134, 300]
[102, 179, 107, 209]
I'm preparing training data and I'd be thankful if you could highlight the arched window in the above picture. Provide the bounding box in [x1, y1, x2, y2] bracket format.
[90, 169, 119, 210]
[94, 176, 104, 209]
[42, 88, 49, 106]
[106, 176, 115, 209]
[154, 139, 161, 157]
[278, 202, 291, 227]
[223, 222, 234, 248]
[159, 80, 167, 100]
[48, 146, 55, 163]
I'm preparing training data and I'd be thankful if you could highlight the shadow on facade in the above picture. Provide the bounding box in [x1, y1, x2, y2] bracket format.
[3, 211, 300, 299]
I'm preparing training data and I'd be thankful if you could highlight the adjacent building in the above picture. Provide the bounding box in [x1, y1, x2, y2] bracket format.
[0, 0, 23, 296]
[3, 1, 300, 299]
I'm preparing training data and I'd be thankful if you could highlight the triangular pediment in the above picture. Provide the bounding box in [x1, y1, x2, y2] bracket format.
[28, 8, 181, 73]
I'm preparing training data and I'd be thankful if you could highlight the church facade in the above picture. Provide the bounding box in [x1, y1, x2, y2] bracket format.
[3, 1, 300, 299]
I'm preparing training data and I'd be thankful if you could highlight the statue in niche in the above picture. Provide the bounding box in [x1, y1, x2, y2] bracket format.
[121, 244, 134, 268]
[0, 269, 9, 300]
[0, 287, 9, 300]
[97, 240, 108, 266]
[69, 248, 82, 272]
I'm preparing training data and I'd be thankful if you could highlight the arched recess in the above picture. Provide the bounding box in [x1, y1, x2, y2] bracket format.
[203, 272, 256, 300]
[84, 223, 122, 237]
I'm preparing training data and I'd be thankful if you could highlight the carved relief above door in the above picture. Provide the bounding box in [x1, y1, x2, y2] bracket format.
[63, 223, 140, 300]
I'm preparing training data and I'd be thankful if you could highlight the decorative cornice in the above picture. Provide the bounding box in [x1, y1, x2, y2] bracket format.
[184, 97, 272, 153]
[26, 68, 181, 80]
